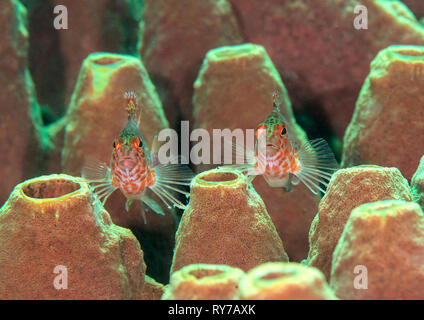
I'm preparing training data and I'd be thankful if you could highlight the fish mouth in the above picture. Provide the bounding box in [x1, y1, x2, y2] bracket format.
[266, 143, 278, 150]
[265, 142, 279, 156]
[118, 156, 137, 169]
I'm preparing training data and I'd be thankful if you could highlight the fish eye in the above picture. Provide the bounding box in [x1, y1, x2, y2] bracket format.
[280, 127, 287, 136]
[113, 141, 116, 149]
[138, 138, 143, 148]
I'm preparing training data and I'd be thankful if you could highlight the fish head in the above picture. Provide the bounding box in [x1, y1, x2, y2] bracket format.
[111, 119, 150, 177]
[256, 102, 290, 156]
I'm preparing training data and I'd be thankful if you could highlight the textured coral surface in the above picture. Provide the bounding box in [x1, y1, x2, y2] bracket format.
[0, 0, 41, 206]
[307, 166, 412, 279]
[193, 43, 319, 261]
[163, 264, 245, 300]
[342, 45, 424, 180]
[412, 156, 424, 208]
[171, 168, 288, 273]
[1, 0, 424, 301]
[62, 52, 169, 225]
[331, 200, 424, 299]
[0, 174, 148, 299]
[402, 0, 424, 19]
[140, 0, 243, 126]
[62, 52, 168, 177]
[61, 52, 175, 282]
[53, 0, 140, 106]
[229, 0, 424, 139]
[239, 262, 337, 300]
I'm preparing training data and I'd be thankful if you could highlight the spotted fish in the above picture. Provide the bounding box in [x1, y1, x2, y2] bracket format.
[82, 91, 193, 223]
[226, 93, 339, 194]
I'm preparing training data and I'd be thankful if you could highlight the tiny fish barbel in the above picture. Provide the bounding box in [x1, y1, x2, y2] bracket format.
[226, 93, 339, 194]
[82, 91, 194, 223]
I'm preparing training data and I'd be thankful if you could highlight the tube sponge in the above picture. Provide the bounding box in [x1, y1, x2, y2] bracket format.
[0, 174, 148, 299]
[163, 264, 245, 300]
[171, 168, 288, 273]
[238, 262, 337, 300]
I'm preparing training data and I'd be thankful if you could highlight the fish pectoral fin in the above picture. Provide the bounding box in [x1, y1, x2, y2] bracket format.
[81, 156, 110, 182]
[150, 134, 161, 167]
[246, 173, 257, 184]
[148, 163, 193, 210]
[141, 193, 166, 216]
[218, 139, 259, 179]
[294, 138, 339, 195]
[218, 134, 260, 181]
[81, 156, 116, 206]
[222, 135, 256, 166]
[291, 175, 300, 186]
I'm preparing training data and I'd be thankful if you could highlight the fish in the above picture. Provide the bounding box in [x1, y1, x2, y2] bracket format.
[225, 92, 339, 195]
[82, 91, 194, 223]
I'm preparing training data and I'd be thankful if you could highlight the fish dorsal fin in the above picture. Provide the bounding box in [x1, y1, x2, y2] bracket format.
[264, 90, 288, 131]
[124, 91, 140, 125]
[271, 90, 289, 123]
[272, 90, 282, 113]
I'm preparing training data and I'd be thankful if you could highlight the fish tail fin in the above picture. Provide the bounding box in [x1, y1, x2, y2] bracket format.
[81, 156, 117, 206]
[149, 157, 194, 210]
[294, 138, 339, 195]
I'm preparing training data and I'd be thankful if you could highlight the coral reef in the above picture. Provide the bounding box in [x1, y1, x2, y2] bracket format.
[193, 43, 319, 261]
[61, 52, 175, 283]
[163, 264, 245, 300]
[142, 276, 165, 300]
[61, 52, 171, 226]
[229, 0, 424, 139]
[402, 0, 424, 20]
[307, 166, 412, 279]
[0, 0, 42, 207]
[23, 0, 140, 118]
[171, 168, 288, 273]
[139, 0, 243, 126]
[343, 45, 424, 180]
[411, 155, 424, 208]
[330, 200, 424, 300]
[238, 262, 337, 300]
[0, 174, 149, 299]
[62, 52, 168, 177]
[2, 0, 424, 301]
[53, 0, 140, 107]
